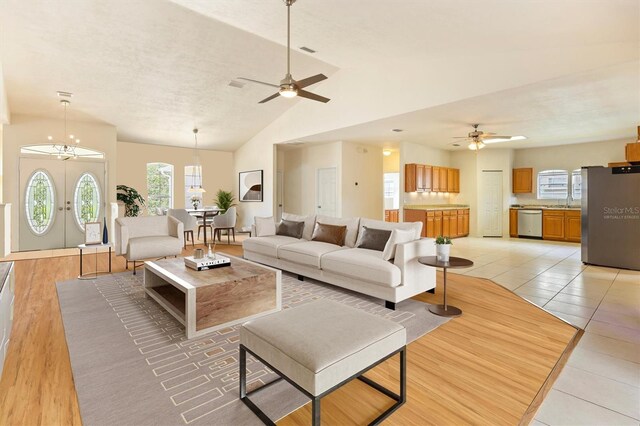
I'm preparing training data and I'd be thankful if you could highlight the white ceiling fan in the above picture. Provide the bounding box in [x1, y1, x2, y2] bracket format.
[452, 124, 526, 150]
[237, 0, 330, 104]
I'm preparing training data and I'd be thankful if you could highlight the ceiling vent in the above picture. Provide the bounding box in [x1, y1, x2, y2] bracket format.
[56, 91, 73, 98]
[391, 128, 404, 132]
[228, 80, 246, 88]
[300, 46, 316, 53]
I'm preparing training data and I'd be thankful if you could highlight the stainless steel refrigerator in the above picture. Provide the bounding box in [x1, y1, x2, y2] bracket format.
[581, 165, 640, 270]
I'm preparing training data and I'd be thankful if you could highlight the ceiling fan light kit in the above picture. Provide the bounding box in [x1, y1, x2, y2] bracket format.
[238, 0, 330, 104]
[453, 124, 526, 151]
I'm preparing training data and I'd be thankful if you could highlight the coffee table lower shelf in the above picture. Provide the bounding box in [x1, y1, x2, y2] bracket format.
[144, 254, 282, 339]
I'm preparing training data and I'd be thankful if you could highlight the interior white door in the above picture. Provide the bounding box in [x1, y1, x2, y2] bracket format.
[480, 170, 503, 237]
[316, 167, 337, 217]
[19, 158, 66, 251]
[276, 171, 284, 221]
[65, 161, 106, 247]
[19, 157, 106, 250]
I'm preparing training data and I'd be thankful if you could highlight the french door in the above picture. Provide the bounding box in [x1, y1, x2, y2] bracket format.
[19, 157, 106, 251]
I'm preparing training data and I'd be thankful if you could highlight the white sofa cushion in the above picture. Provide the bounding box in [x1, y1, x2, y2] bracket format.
[278, 241, 346, 268]
[242, 235, 301, 258]
[127, 236, 182, 260]
[254, 216, 276, 237]
[321, 248, 402, 287]
[282, 213, 316, 241]
[356, 218, 422, 245]
[316, 215, 360, 248]
[382, 229, 417, 261]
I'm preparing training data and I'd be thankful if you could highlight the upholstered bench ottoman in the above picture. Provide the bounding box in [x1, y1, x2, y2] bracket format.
[239, 299, 407, 425]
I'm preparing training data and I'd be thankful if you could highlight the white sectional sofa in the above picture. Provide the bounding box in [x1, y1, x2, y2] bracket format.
[243, 214, 436, 309]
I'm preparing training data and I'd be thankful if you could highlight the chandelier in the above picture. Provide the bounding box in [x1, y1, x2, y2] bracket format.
[190, 128, 205, 192]
[48, 99, 80, 159]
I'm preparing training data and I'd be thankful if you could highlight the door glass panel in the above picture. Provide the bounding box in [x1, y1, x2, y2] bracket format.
[25, 170, 55, 235]
[74, 172, 101, 230]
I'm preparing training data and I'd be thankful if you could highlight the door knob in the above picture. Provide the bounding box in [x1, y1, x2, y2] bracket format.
[67, 201, 71, 204]
[66, 207, 71, 211]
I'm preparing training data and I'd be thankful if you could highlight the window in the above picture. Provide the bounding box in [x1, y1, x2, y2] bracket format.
[571, 169, 582, 200]
[184, 165, 203, 207]
[537, 170, 569, 200]
[147, 163, 173, 214]
[383, 172, 400, 209]
[74, 173, 101, 230]
[25, 170, 55, 235]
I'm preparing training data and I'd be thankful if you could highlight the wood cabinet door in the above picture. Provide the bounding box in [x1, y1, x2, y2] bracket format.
[390, 210, 399, 223]
[423, 166, 432, 191]
[452, 169, 460, 193]
[442, 211, 451, 237]
[463, 210, 469, 235]
[457, 213, 465, 236]
[447, 169, 455, 192]
[542, 211, 565, 240]
[509, 209, 518, 237]
[405, 164, 417, 192]
[426, 214, 435, 238]
[416, 164, 425, 191]
[513, 168, 533, 193]
[432, 167, 440, 191]
[450, 211, 458, 237]
[440, 168, 448, 192]
[434, 211, 443, 237]
[404, 209, 426, 237]
[565, 211, 581, 242]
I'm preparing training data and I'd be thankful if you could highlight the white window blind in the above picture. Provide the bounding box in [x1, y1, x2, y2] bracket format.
[571, 169, 582, 200]
[537, 170, 569, 199]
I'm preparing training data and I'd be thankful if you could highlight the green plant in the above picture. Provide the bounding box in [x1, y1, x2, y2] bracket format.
[213, 189, 236, 214]
[117, 185, 146, 217]
[434, 235, 452, 245]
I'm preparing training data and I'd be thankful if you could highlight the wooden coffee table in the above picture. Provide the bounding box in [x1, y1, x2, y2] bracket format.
[144, 254, 281, 339]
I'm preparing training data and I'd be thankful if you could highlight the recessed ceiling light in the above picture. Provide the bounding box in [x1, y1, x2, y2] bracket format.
[391, 129, 403, 132]
[228, 80, 246, 88]
[452, 143, 460, 147]
[300, 46, 316, 53]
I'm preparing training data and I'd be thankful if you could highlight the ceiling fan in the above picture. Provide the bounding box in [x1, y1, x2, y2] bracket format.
[237, 0, 329, 104]
[453, 124, 526, 150]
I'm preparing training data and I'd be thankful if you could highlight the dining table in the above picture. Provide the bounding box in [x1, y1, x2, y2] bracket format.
[185, 207, 223, 245]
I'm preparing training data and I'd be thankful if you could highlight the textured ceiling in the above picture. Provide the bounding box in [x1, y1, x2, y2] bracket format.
[0, 0, 337, 150]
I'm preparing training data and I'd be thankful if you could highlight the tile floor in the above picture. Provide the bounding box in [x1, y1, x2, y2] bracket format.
[449, 237, 640, 425]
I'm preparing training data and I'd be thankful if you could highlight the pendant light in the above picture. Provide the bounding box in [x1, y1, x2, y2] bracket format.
[190, 128, 205, 193]
[49, 99, 80, 159]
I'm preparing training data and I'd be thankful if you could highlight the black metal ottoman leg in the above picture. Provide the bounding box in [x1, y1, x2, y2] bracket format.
[239, 345, 247, 399]
[312, 397, 321, 426]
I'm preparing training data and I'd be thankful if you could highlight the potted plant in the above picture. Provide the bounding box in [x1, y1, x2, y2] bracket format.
[213, 189, 236, 214]
[435, 235, 452, 262]
[116, 185, 145, 217]
[190, 195, 201, 210]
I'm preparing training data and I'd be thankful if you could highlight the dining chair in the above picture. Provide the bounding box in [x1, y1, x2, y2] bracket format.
[167, 209, 198, 248]
[212, 207, 237, 244]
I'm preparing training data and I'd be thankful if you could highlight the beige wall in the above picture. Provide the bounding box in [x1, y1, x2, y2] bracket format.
[341, 142, 383, 219]
[117, 141, 234, 212]
[513, 138, 629, 205]
[3, 114, 118, 251]
[383, 149, 400, 173]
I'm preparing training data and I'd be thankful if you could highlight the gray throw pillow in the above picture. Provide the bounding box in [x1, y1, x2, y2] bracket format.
[357, 226, 392, 252]
[276, 219, 304, 239]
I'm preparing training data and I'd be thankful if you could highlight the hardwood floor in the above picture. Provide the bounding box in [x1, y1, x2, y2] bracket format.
[0, 245, 579, 426]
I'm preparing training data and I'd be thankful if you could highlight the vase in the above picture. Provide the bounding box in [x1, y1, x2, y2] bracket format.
[102, 217, 109, 244]
[436, 244, 451, 262]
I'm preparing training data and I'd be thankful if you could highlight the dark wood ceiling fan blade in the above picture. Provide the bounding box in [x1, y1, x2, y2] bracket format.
[258, 93, 281, 103]
[237, 77, 280, 88]
[296, 74, 328, 89]
[297, 89, 330, 103]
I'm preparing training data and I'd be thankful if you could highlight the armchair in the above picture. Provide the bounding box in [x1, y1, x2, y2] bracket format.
[212, 207, 237, 244]
[168, 209, 198, 248]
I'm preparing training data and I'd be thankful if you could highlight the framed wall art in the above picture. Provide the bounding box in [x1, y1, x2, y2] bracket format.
[239, 170, 263, 202]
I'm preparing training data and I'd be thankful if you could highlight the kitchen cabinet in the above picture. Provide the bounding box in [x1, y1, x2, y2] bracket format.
[426, 212, 435, 238]
[457, 210, 465, 237]
[513, 168, 533, 193]
[404, 208, 470, 238]
[449, 210, 458, 237]
[448, 168, 460, 193]
[434, 211, 443, 237]
[439, 167, 448, 192]
[542, 210, 565, 240]
[442, 210, 451, 237]
[432, 166, 441, 192]
[462, 209, 469, 235]
[565, 210, 581, 242]
[405, 164, 459, 193]
[509, 209, 518, 237]
[384, 209, 399, 223]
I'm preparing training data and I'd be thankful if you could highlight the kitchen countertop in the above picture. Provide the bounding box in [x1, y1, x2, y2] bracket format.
[510, 205, 581, 211]
[404, 204, 470, 211]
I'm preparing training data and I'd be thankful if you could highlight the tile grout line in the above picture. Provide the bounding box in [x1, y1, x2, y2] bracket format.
[550, 389, 640, 422]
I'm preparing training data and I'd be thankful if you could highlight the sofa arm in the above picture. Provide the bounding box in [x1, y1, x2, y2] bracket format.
[168, 216, 184, 247]
[393, 238, 437, 291]
[114, 219, 129, 256]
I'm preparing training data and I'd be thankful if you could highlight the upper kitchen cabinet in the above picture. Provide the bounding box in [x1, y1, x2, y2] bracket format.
[447, 168, 460, 193]
[405, 164, 459, 193]
[513, 168, 533, 193]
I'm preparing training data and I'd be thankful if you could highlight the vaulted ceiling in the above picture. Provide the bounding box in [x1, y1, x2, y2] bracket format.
[1, 0, 638, 151]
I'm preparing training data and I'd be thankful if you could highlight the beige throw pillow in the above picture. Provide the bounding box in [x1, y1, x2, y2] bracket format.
[254, 216, 276, 237]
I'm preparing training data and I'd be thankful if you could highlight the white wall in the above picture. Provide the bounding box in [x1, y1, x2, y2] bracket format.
[341, 142, 383, 220]
[513, 138, 629, 205]
[3, 114, 117, 251]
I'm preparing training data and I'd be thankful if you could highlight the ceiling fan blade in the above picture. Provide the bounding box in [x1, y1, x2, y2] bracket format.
[258, 93, 281, 104]
[452, 136, 472, 139]
[297, 89, 330, 103]
[296, 74, 328, 89]
[237, 77, 280, 88]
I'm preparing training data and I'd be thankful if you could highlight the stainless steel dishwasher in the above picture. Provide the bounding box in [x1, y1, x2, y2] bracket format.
[517, 209, 543, 238]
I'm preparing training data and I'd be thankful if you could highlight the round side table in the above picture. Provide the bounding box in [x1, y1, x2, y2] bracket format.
[418, 256, 474, 317]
